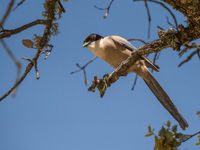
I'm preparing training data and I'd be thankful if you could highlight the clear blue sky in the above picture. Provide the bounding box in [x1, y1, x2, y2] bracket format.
[0, 0, 200, 150]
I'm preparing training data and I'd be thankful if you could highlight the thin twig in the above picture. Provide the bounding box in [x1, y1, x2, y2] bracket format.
[151, 51, 160, 72]
[157, 25, 164, 30]
[94, 0, 115, 19]
[0, 19, 47, 39]
[179, 43, 200, 57]
[0, 39, 21, 71]
[13, 0, 25, 11]
[131, 74, 138, 91]
[0, 39, 21, 96]
[144, 0, 151, 38]
[181, 131, 200, 142]
[0, 0, 15, 27]
[70, 56, 97, 74]
[34, 60, 40, 79]
[166, 16, 176, 29]
[128, 38, 148, 44]
[21, 56, 40, 80]
[22, 57, 33, 62]
[178, 49, 200, 67]
[58, 0, 66, 13]
[70, 56, 97, 86]
[133, 0, 178, 30]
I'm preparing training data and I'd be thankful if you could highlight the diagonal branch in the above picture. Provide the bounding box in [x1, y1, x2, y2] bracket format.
[178, 49, 200, 67]
[13, 0, 26, 11]
[88, 24, 200, 97]
[0, 39, 21, 96]
[0, 0, 15, 27]
[134, 0, 178, 30]
[0, 19, 47, 39]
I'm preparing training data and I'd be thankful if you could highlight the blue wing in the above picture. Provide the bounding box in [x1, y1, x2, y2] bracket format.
[115, 40, 137, 51]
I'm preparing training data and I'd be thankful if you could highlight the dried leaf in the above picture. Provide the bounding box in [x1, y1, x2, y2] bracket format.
[145, 133, 153, 137]
[195, 142, 200, 146]
[196, 136, 200, 145]
[197, 111, 200, 118]
[22, 39, 34, 48]
[166, 121, 171, 128]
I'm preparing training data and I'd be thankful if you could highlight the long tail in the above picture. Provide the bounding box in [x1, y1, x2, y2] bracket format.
[143, 71, 188, 130]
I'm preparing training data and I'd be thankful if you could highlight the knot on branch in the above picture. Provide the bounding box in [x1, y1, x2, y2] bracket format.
[158, 28, 181, 51]
[88, 74, 112, 97]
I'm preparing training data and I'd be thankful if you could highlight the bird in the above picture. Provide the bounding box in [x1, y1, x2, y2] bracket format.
[82, 33, 188, 130]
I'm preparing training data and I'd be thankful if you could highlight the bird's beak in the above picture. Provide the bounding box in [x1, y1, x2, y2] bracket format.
[82, 42, 90, 47]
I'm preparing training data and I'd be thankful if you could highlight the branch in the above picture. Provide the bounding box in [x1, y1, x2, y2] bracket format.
[0, 39, 21, 96]
[94, 0, 115, 19]
[131, 74, 138, 91]
[128, 38, 148, 44]
[0, 39, 21, 72]
[13, 0, 25, 11]
[0, 0, 15, 27]
[70, 56, 97, 86]
[0, 19, 47, 39]
[134, 0, 178, 30]
[144, 0, 151, 38]
[178, 49, 200, 67]
[58, 0, 66, 13]
[178, 43, 200, 67]
[0, 0, 58, 101]
[88, 24, 200, 97]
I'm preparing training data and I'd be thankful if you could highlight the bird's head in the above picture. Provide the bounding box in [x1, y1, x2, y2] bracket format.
[82, 33, 104, 47]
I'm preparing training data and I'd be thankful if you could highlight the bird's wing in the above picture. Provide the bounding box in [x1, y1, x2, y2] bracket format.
[110, 35, 136, 51]
[110, 36, 159, 71]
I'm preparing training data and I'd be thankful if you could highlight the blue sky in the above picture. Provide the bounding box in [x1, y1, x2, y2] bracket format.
[0, 0, 200, 150]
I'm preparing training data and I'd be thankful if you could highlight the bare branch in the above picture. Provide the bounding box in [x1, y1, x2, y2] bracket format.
[0, 39, 21, 72]
[0, 19, 47, 39]
[179, 43, 200, 56]
[34, 60, 40, 79]
[131, 74, 138, 91]
[134, 0, 178, 30]
[157, 25, 164, 30]
[128, 38, 148, 44]
[181, 131, 200, 143]
[94, 0, 115, 19]
[151, 51, 160, 72]
[166, 16, 176, 29]
[70, 56, 97, 86]
[178, 49, 200, 67]
[0, 39, 21, 96]
[0, 0, 15, 27]
[70, 56, 97, 75]
[13, 0, 25, 11]
[144, 0, 151, 38]
[22, 57, 33, 62]
[58, 0, 66, 13]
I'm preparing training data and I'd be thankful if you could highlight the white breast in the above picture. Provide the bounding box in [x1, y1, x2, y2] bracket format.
[87, 40, 106, 58]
